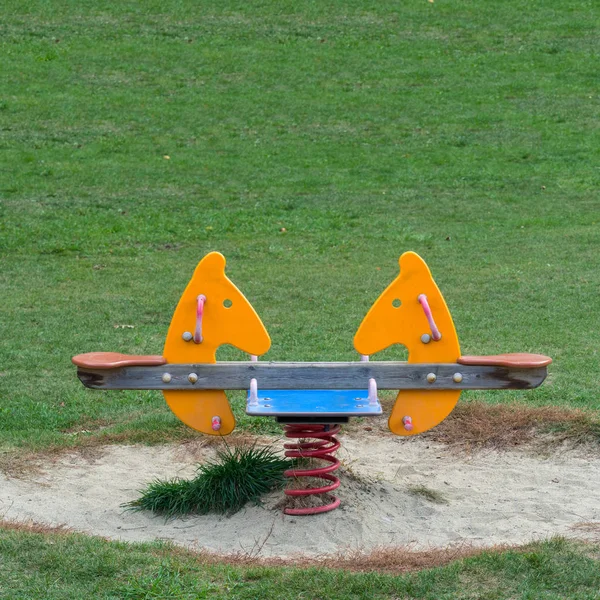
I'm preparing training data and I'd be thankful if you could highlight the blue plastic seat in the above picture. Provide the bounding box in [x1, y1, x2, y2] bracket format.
[246, 389, 382, 418]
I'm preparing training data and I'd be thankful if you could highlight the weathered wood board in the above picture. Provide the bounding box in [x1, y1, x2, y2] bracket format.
[77, 361, 548, 391]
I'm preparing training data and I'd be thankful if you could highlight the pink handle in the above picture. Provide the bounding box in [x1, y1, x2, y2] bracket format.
[368, 378, 378, 405]
[248, 378, 259, 406]
[194, 294, 207, 344]
[417, 294, 442, 341]
[211, 416, 221, 431]
[402, 416, 414, 431]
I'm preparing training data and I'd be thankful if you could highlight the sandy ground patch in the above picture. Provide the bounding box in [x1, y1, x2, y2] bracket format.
[1, 434, 598, 557]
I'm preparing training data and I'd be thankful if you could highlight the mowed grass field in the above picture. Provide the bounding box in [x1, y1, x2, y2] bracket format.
[1, 0, 599, 597]
[1, 526, 600, 600]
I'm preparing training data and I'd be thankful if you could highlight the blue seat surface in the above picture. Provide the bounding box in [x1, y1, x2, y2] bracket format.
[246, 389, 382, 417]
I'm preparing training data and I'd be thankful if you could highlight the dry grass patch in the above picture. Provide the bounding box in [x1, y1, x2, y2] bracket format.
[317, 545, 504, 574]
[0, 443, 108, 478]
[0, 518, 71, 536]
[426, 401, 600, 451]
[0, 430, 274, 478]
[147, 540, 516, 574]
[570, 522, 600, 544]
[348, 400, 600, 451]
[3, 517, 499, 574]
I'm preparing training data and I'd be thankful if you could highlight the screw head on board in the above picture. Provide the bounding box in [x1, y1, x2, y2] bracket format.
[188, 373, 198, 384]
[182, 331, 193, 342]
[453, 372, 463, 383]
[426, 372, 437, 383]
[162, 373, 172, 383]
[421, 333, 431, 344]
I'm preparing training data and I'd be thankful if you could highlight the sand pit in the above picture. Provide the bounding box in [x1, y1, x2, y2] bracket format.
[1, 434, 599, 557]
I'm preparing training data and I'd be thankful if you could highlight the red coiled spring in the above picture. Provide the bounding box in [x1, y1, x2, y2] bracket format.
[282, 424, 341, 515]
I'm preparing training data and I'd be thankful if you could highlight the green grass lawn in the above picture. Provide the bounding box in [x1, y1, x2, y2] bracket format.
[1, 0, 600, 595]
[1, 527, 599, 600]
[1, 0, 599, 455]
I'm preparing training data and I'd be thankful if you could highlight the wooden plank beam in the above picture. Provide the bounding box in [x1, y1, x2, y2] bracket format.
[76, 361, 548, 391]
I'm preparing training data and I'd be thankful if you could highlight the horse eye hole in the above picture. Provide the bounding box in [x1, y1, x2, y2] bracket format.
[392, 299, 401, 308]
[223, 299, 233, 308]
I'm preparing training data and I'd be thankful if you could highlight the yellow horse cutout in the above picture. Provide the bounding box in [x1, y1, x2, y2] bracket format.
[162, 252, 270, 435]
[354, 251, 461, 436]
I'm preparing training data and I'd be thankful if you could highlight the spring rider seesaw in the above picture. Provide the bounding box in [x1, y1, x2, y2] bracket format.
[73, 251, 551, 515]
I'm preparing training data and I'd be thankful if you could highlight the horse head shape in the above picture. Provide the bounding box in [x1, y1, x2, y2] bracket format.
[163, 252, 271, 435]
[354, 251, 461, 435]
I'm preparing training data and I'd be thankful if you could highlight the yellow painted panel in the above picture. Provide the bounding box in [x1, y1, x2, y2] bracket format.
[354, 252, 461, 436]
[163, 252, 271, 436]
[164, 390, 236, 436]
[388, 390, 462, 436]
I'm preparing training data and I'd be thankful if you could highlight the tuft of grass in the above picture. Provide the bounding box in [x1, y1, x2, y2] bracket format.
[407, 485, 449, 505]
[126, 444, 291, 517]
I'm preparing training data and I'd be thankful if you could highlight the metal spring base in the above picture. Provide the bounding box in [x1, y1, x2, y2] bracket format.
[282, 424, 341, 515]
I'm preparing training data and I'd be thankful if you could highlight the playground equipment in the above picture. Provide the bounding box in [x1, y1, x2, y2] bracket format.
[73, 251, 551, 515]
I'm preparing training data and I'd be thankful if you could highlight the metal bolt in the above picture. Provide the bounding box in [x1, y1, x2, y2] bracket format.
[356, 404, 364, 408]
[188, 373, 198, 384]
[421, 333, 431, 344]
[426, 372, 437, 383]
[182, 331, 193, 342]
[263, 404, 271, 408]
[162, 373, 172, 383]
[453, 372, 463, 383]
